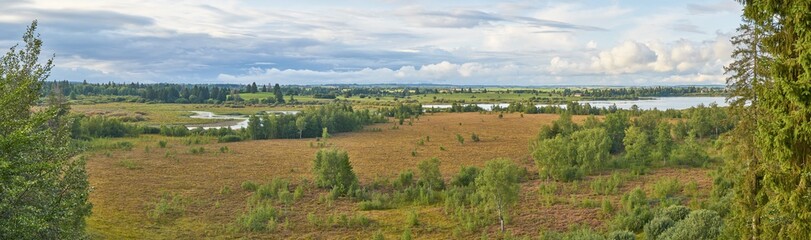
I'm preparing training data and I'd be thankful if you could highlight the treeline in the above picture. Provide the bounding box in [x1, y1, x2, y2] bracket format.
[245, 103, 387, 140]
[40, 81, 293, 104]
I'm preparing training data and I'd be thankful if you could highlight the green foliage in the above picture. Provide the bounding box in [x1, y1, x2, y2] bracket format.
[405, 209, 419, 227]
[148, 192, 186, 222]
[312, 149, 359, 196]
[668, 137, 709, 167]
[456, 133, 465, 144]
[236, 202, 278, 232]
[450, 166, 480, 187]
[607, 230, 636, 240]
[241, 181, 258, 192]
[471, 132, 480, 142]
[476, 159, 522, 232]
[245, 103, 385, 140]
[650, 178, 682, 202]
[394, 170, 415, 189]
[401, 228, 412, 240]
[644, 217, 674, 240]
[217, 134, 243, 143]
[417, 158, 444, 190]
[0, 21, 91, 239]
[612, 188, 653, 232]
[604, 112, 630, 154]
[623, 126, 651, 168]
[591, 172, 625, 195]
[657, 205, 690, 222]
[658, 210, 722, 240]
[533, 126, 611, 182]
[561, 227, 605, 240]
[158, 140, 168, 148]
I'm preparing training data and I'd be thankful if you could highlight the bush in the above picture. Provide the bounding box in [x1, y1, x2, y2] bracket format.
[657, 205, 691, 222]
[561, 227, 605, 240]
[471, 133, 480, 142]
[651, 178, 682, 201]
[218, 134, 243, 143]
[241, 181, 258, 192]
[608, 230, 636, 240]
[658, 210, 722, 240]
[644, 217, 674, 240]
[394, 170, 414, 189]
[591, 172, 625, 195]
[455, 133, 465, 144]
[669, 138, 710, 167]
[255, 178, 290, 201]
[612, 188, 653, 232]
[417, 158, 444, 190]
[236, 203, 278, 232]
[158, 140, 167, 148]
[450, 166, 480, 187]
[147, 193, 186, 222]
[312, 149, 359, 195]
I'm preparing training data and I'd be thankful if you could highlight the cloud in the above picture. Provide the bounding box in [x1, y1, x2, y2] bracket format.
[687, 1, 740, 15]
[0, 0, 741, 86]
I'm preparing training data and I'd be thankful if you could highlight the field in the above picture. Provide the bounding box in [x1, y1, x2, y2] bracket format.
[81, 111, 714, 239]
[239, 91, 575, 105]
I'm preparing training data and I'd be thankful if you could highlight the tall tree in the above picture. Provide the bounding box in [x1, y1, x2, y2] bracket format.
[273, 83, 285, 103]
[0, 21, 92, 239]
[476, 159, 522, 232]
[725, 1, 811, 238]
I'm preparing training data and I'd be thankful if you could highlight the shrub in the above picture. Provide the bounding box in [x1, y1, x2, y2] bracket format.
[608, 230, 636, 240]
[401, 228, 412, 240]
[406, 209, 419, 227]
[601, 198, 614, 215]
[591, 172, 625, 195]
[561, 227, 605, 240]
[612, 188, 653, 232]
[450, 166, 480, 187]
[651, 178, 682, 201]
[417, 158, 444, 190]
[669, 138, 710, 167]
[236, 203, 278, 232]
[658, 210, 722, 240]
[241, 181, 258, 192]
[373, 230, 385, 240]
[644, 217, 674, 240]
[394, 170, 414, 189]
[158, 140, 167, 148]
[256, 178, 290, 201]
[471, 133, 480, 142]
[657, 205, 691, 222]
[456, 133, 465, 144]
[312, 149, 359, 195]
[218, 134, 242, 143]
[147, 193, 186, 222]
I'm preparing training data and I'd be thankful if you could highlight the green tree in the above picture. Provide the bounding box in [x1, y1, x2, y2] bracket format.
[604, 112, 630, 153]
[295, 116, 307, 139]
[247, 115, 263, 140]
[273, 83, 285, 103]
[417, 158, 444, 190]
[725, 1, 811, 238]
[623, 126, 651, 167]
[312, 149, 358, 194]
[653, 122, 673, 165]
[476, 158, 521, 232]
[0, 21, 92, 239]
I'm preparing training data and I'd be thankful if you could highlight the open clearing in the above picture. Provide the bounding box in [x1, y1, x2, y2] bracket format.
[84, 112, 713, 239]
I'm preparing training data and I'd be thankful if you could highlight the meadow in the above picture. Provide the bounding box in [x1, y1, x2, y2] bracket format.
[81, 111, 715, 239]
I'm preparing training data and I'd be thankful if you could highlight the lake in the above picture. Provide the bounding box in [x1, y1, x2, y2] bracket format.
[423, 97, 728, 111]
[186, 110, 300, 130]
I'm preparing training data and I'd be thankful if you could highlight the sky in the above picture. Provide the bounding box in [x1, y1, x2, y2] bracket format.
[0, 0, 743, 86]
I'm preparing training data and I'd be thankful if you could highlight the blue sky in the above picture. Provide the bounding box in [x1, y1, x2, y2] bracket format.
[0, 0, 742, 85]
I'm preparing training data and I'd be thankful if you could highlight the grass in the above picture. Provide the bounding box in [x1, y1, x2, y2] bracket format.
[81, 111, 716, 239]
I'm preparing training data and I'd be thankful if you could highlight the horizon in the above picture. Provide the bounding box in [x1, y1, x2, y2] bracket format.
[0, 0, 742, 86]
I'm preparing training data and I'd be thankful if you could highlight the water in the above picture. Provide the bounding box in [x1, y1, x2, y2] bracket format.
[422, 97, 727, 111]
[186, 110, 300, 130]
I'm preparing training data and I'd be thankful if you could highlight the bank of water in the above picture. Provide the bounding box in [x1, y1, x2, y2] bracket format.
[185, 110, 300, 130]
[423, 97, 727, 111]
